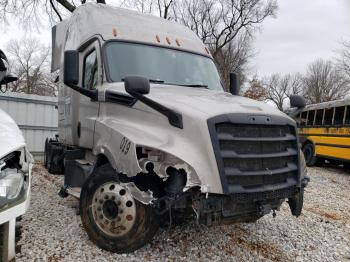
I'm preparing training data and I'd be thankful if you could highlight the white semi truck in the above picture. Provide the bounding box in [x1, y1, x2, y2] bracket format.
[0, 50, 33, 261]
[46, 3, 309, 253]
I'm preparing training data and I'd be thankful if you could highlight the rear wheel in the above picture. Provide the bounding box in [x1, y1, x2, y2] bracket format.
[79, 164, 159, 253]
[302, 143, 318, 166]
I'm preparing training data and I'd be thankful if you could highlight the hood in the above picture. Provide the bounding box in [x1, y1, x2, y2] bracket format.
[0, 109, 25, 158]
[105, 83, 291, 121]
[151, 85, 286, 117]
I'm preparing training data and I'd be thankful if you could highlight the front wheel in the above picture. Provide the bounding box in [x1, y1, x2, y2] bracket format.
[302, 143, 318, 166]
[79, 164, 159, 253]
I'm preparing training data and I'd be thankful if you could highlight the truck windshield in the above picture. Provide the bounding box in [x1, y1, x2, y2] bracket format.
[104, 42, 223, 90]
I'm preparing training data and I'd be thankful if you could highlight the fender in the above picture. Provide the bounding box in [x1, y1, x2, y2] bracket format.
[92, 111, 224, 195]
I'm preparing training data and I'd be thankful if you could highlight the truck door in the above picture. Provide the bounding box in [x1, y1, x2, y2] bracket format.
[76, 41, 101, 149]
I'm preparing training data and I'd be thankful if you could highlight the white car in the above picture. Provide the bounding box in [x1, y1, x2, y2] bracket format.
[0, 50, 32, 261]
[0, 109, 32, 261]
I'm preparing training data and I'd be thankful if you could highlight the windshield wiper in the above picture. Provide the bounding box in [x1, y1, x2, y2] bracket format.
[175, 84, 208, 89]
[159, 82, 209, 89]
[149, 79, 165, 84]
[122, 78, 208, 88]
[122, 78, 164, 84]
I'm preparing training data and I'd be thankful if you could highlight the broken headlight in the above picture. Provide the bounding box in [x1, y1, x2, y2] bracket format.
[0, 168, 24, 201]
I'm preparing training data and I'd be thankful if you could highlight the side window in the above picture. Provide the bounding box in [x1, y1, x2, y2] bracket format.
[334, 106, 345, 125]
[315, 109, 323, 126]
[83, 49, 98, 90]
[307, 110, 315, 126]
[345, 106, 350, 125]
[300, 111, 308, 126]
[324, 107, 334, 126]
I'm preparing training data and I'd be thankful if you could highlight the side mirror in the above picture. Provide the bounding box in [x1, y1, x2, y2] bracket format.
[290, 95, 306, 109]
[63, 50, 97, 100]
[229, 73, 239, 95]
[124, 76, 150, 96]
[64, 50, 79, 87]
[0, 75, 17, 85]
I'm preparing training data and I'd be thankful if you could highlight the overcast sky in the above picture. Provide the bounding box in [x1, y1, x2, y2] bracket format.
[1, 0, 349, 77]
[253, 0, 350, 76]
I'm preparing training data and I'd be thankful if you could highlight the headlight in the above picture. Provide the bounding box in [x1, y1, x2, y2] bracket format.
[0, 168, 24, 200]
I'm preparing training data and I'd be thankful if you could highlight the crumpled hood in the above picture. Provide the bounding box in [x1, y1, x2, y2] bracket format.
[0, 109, 25, 159]
[142, 85, 290, 120]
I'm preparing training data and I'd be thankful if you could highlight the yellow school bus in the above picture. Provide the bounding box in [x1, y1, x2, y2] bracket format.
[295, 99, 350, 166]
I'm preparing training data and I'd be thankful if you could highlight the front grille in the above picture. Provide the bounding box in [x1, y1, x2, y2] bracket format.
[211, 121, 299, 194]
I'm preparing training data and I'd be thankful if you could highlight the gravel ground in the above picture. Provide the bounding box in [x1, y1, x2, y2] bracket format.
[16, 164, 350, 262]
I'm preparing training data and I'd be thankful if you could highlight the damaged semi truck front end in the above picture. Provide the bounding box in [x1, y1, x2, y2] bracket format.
[47, 3, 309, 253]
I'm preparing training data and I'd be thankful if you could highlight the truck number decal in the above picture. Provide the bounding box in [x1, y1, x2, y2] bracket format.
[120, 137, 131, 155]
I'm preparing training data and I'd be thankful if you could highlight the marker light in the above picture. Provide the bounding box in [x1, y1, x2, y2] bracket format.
[112, 28, 118, 37]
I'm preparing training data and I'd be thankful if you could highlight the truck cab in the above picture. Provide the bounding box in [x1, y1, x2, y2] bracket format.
[46, 3, 309, 253]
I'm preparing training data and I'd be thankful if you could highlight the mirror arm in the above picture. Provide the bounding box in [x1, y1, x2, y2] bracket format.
[128, 90, 183, 129]
[288, 108, 303, 118]
[67, 84, 98, 100]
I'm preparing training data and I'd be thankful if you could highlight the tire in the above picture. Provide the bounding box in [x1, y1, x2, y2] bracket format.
[288, 187, 304, 217]
[343, 162, 350, 170]
[302, 143, 318, 166]
[79, 164, 159, 253]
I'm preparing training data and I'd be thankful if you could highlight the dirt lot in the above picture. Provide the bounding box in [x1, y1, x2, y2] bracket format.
[16, 164, 350, 261]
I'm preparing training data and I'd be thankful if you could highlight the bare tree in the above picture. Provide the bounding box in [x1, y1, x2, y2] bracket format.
[213, 32, 255, 89]
[123, 0, 277, 89]
[303, 59, 349, 104]
[6, 38, 57, 96]
[264, 73, 303, 111]
[243, 76, 266, 101]
[0, 0, 110, 26]
[1, 0, 276, 92]
[175, 0, 277, 57]
[337, 41, 350, 81]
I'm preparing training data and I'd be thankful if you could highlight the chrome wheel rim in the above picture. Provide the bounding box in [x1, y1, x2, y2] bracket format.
[92, 182, 136, 237]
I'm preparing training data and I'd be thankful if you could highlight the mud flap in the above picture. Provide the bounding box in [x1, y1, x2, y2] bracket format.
[288, 188, 304, 217]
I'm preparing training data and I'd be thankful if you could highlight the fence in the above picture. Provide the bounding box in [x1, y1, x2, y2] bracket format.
[0, 92, 58, 159]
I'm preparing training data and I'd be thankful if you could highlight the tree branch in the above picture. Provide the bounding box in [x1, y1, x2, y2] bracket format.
[50, 0, 62, 21]
[55, 0, 75, 12]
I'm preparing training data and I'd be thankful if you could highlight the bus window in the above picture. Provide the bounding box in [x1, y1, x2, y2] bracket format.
[300, 111, 308, 126]
[315, 109, 323, 126]
[334, 106, 345, 125]
[324, 107, 334, 125]
[346, 106, 350, 125]
[307, 110, 315, 126]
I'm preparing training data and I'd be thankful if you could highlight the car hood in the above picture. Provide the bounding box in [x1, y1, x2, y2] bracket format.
[0, 109, 25, 159]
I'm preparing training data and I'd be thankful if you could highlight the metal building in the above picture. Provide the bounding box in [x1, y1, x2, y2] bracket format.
[0, 92, 58, 159]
